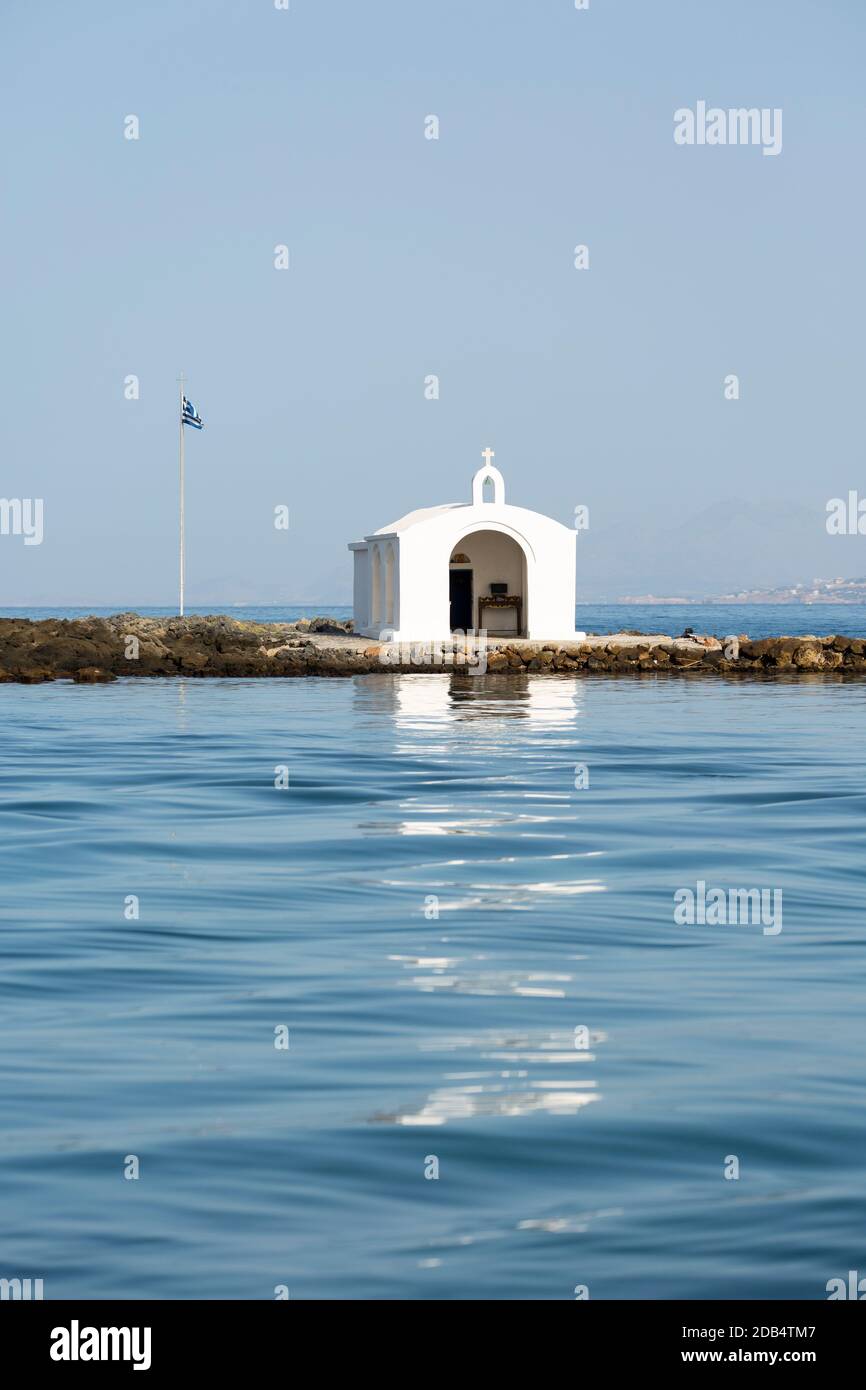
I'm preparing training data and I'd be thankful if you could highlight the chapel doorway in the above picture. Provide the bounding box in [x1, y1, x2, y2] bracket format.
[449, 568, 473, 631]
[450, 531, 526, 636]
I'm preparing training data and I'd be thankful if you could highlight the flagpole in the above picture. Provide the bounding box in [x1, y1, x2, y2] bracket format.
[179, 372, 185, 618]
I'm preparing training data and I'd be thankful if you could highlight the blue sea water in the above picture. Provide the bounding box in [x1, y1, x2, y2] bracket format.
[1, 671, 865, 1301]
[4, 602, 866, 638]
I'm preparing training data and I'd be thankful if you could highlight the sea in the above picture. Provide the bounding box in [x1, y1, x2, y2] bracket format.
[6, 600, 866, 637]
[1, 604, 865, 1299]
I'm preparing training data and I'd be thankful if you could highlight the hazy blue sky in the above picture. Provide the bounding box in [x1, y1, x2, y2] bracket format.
[2, 0, 865, 604]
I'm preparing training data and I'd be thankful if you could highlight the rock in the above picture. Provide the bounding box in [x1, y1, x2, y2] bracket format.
[316, 651, 359, 672]
[72, 667, 117, 683]
[32, 637, 118, 670]
[179, 650, 209, 670]
[670, 651, 702, 666]
[307, 617, 354, 635]
[792, 645, 824, 669]
[17, 668, 56, 683]
[272, 648, 309, 670]
[740, 639, 776, 660]
[212, 654, 271, 676]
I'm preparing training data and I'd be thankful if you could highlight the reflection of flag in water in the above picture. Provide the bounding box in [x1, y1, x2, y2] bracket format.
[182, 395, 203, 429]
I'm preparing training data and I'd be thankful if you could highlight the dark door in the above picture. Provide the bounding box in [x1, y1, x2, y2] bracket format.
[449, 569, 473, 631]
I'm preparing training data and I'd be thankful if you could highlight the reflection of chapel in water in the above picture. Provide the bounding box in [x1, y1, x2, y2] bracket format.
[349, 451, 581, 642]
[354, 672, 581, 732]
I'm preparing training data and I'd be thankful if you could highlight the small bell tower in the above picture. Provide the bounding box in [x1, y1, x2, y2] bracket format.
[472, 447, 506, 505]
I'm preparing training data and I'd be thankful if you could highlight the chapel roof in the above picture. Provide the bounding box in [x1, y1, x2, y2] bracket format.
[358, 455, 564, 544]
[371, 503, 463, 536]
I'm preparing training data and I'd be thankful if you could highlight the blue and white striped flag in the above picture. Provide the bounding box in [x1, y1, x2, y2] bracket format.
[182, 395, 203, 430]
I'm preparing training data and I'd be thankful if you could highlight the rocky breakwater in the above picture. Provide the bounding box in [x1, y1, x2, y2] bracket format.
[479, 634, 866, 675]
[0, 613, 359, 683]
[0, 616, 865, 683]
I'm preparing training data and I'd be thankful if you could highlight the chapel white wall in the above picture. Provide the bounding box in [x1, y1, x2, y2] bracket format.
[365, 505, 577, 642]
[352, 548, 370, 630]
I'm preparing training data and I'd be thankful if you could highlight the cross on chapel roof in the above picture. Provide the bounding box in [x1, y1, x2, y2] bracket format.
[472, 448, 505, 506]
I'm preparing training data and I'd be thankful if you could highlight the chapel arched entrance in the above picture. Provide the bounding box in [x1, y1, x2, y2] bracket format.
[449, 529, 528, 636]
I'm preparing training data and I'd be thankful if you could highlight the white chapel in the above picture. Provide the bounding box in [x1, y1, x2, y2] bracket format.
[348, 451, 581, 643]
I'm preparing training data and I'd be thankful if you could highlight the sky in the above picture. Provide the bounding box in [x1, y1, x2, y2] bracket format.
[2, 0, 865, 605]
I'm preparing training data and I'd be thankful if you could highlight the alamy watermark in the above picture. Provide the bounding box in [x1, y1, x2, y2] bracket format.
[674, 880, 782, 936]
[826, 493, 866, 535]
[827, 1271, 866, 1300]
[0, 1276, 44, 1299]
[674, 102, 782, 157]
[377, 629, 488, 674]
[0, 497, 43, 545]
[50, 1323, 151, 1371]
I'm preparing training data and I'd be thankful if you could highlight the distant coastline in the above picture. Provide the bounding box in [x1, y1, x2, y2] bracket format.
[618, 577, 866, 605]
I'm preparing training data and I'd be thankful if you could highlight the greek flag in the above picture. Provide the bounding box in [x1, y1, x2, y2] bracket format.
[182, 396, 203, 430]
